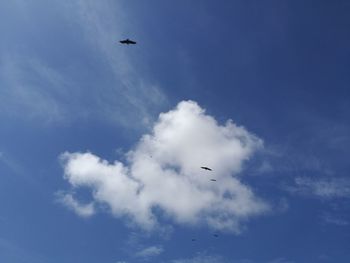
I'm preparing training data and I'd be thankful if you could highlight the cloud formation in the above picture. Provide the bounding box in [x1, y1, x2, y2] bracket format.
[135, 245, 163, 259]
[60, 101, 269, 232]
[0, 1, 166, 127]
[171, 254, 224, 263]
[321, 213, 349, 226]
[288, 176, 350, 199]
[57, 192, 95, 217]
[268, 258, 295, 263]
[168, 253, 295, 263]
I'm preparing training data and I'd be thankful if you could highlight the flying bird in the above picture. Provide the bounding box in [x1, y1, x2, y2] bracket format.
[201, 166, 212, 171]
[213, 234, 219, 237]
[191, 238, 196, 241]
[210, 179, 217, 182]
[119, 38, 136, 45]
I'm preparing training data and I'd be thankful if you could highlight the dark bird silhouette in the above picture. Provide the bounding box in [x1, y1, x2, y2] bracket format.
[210, 179, 217, 182]
[201, 166, 212, 171]
[119, 38, 136, 45]
[213, 234, 219, 237]
[191, 238, 196, 241]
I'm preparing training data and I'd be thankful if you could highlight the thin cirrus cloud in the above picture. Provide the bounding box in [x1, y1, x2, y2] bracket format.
[170, 254, 295, 263]
[0, 54, 78, 123]
[321, 213, 349, 226]
[59, 100, 269, 232]
[0, 0, 166, 127]
[134, 245, 163, 259]
[171, 254, 224, 263]
[287, 176, 350, 199]
[70, 0, 167, 125]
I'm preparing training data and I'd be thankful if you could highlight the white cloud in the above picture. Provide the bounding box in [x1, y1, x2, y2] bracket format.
[135, 245, 163, 259]
[288, 176, 350, 199]
[60, 101, 269, 232]
[57, 192, 95, 217]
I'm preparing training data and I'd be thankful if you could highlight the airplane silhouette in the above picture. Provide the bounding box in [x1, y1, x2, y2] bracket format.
[201, 166, 212, 171]
[210, 179, 217, 182]
[119, 38, 136, 45]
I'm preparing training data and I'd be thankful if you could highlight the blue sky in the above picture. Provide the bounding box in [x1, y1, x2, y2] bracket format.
[1, 1, 350, 263]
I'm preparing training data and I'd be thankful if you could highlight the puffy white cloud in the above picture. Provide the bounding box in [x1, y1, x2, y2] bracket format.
[135, 245, 163, 259]
[59, 101, 269, 232]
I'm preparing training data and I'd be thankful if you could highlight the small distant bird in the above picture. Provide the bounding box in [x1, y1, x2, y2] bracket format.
[210, 179, 217, 182]
[191, 238, 196, 241]
[213, 234, 219, 237]
[119, 38, 136, 45]
[201, 166, 212, 171]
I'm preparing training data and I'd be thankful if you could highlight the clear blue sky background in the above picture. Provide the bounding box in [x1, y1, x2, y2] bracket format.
[0, 1, 350, 263]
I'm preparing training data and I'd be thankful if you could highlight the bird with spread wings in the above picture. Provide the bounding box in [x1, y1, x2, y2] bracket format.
[119, 38, 136, 45]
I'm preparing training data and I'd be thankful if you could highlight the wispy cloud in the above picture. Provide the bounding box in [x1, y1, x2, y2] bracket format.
[286, 176, 350, 199]
[71, 0, 168, 124]
[0, 1, 167, 127]
[0, 151, 24, 176]
[56, 192, 95, 217]
[135, 245, 163, 260]
[0, 151, 44, 189]
[268, 258, 295, 263]
[171, 253, 225, 263]
[0, 54, 77, 124]
[59, 101, 269, 233]
[122, 232, 165, 261]
[169, 253, 295, 263]
[321, 213, 349, 226]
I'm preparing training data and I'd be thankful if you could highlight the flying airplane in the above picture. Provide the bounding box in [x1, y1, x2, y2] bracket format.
[119, 38, 136, 45]
[201, 166, 212, 171]
[210, 179, 217, 182]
